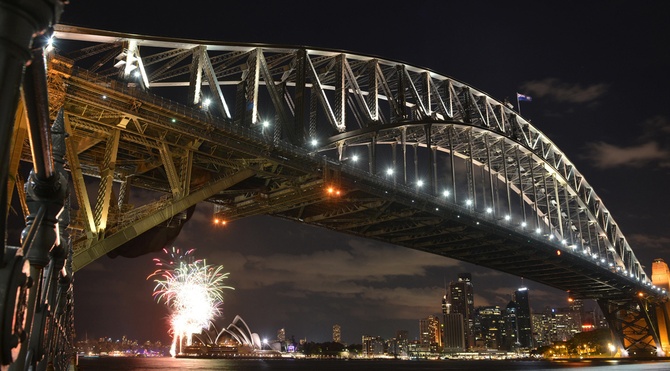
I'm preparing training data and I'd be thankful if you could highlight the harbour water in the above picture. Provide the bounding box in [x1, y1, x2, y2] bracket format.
[77, 357, 670, 371]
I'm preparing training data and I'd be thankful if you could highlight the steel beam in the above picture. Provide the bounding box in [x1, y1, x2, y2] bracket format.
[73, 169, 255, 271]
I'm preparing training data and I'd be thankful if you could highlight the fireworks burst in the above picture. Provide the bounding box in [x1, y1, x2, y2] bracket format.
[149, 248, 234, 356]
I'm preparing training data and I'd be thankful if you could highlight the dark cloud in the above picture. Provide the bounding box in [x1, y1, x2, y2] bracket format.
[585, 141, 669, 169]
[629, 234, 670, 254]
[520, 78, 608, 104]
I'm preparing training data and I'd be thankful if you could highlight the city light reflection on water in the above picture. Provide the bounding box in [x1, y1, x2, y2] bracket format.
[77, 357, 670, 371]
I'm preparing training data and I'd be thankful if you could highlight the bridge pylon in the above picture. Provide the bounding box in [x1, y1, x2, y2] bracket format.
[596, 258, 670, 357]
[598, 297, 667, 357]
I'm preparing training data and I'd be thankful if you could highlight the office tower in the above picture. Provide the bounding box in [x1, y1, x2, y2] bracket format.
[474, 306, 504, 350]
[449, 273, 475, 349]
[441, 292, 448, 346]
[419, 315, 441, 352]
[332, 324, 341, 343]
[443, 312, 466, 351]
[277, 328, 286, 342]
[503, 300, 519, 350]
[514, 287, 533, 349]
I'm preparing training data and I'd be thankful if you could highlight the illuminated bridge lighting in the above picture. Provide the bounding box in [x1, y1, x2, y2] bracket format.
[326, 186, 342, 196]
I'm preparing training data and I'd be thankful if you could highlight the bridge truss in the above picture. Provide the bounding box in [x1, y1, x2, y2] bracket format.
[2, 22, 670, 369]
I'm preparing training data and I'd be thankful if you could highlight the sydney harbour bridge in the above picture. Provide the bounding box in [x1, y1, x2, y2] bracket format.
[1, 2, 670, 370]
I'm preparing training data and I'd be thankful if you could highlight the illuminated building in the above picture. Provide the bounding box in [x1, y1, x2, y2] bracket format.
[503, 300, 519, 350]
[362, 335, 383, 358]
[332, 324, 341, 343]
[388, 330, 409, 357]
[652, 258, 670, 291]
[532, 306, 582, 346]
[514, 287, 533, 349]
[441, 293, 448, 347]
[473, 306, 504, 350]
[419, 315, 441, 352]
[449, 273, 475, 349]
[277, 328, 285, 342]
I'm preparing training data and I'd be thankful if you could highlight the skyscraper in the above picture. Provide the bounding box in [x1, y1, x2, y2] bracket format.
[449, 273, 475, 349]
[332, 324, 341, 343]
[443, 311, 465, 351]
[474, 305, 504, 350]
[503, 300, 520, 350]
[441, 293, 448, 347]
[419, 315, 441, 352]
[514, 287, 533, 349]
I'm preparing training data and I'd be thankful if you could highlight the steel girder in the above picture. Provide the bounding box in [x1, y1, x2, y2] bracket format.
[598, 298, 665, 357]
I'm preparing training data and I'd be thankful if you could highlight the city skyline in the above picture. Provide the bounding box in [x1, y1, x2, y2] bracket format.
[56, 1, 670, 345]
[72, 279, 597, 354]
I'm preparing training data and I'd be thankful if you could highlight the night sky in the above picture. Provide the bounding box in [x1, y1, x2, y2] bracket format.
[55, 1, 670, 345]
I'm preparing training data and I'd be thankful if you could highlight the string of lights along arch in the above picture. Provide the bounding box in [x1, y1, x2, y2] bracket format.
[29, 25, 669, 356]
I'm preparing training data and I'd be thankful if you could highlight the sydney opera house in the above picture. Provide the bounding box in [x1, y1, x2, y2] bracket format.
[179, 315, 281, 358]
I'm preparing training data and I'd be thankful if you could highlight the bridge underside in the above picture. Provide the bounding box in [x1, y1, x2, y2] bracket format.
[215, 171, 638, 301]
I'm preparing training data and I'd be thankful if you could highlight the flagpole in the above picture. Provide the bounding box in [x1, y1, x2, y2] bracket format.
[516, 93, 521, 115]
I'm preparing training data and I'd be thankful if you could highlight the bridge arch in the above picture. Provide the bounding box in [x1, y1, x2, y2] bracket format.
[10, 25, 666, 356]
[49, 25, 648, 288]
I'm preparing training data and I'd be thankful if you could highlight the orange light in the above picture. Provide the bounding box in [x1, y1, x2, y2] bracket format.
[214, 219, 220, 224]
[556, 250, 561, 256]
[327, 187, 334, 194]
[335, 190, 341, 195]
[638, 292, 644, 297]
[221, 220, 227, 225]
[568, 297, 574, 302]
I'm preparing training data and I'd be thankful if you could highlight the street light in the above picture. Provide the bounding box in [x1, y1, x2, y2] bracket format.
[607, 343, 616, 357]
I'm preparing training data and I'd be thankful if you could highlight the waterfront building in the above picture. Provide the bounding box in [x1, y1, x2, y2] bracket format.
[419, 315, 441, 352]
[532, 312, 550, 347]
[473, 305, 504, 350]
[443, 312, 466, 352]
[388, 330, 409, 357]
[503, 300, 519, 351]
[449, 273, 475, 349]
[277, 328, 285, 342]
[362, 335, 384, 358]
[533, 306, 582, 345]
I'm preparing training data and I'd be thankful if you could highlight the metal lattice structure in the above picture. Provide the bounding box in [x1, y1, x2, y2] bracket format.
[3, 23, 670, 368]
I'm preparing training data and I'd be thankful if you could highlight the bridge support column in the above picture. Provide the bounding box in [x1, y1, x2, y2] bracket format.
[655, 302, 670, 355]
[598, 298, 663, 357]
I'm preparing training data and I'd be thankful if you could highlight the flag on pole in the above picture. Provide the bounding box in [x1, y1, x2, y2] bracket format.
[516, 93, 532, 102]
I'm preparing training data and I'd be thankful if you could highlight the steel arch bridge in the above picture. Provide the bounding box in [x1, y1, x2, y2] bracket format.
[2, 23, 670, 369]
